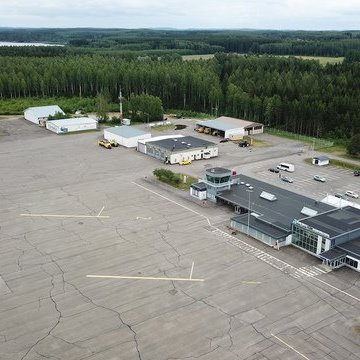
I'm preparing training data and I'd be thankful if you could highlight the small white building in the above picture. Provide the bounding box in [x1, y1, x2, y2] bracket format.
[24, 105, 65, 125]
[312, 155, 330, 166]
[138, 135, 218, 164]
[46, 117, 97, 134]
[190, 182, 207, 200]
[104, 126, 151, 148]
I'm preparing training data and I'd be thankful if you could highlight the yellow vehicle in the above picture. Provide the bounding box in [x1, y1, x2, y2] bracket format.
[98, 139, 112, 149]
[179, 160, 192, 165]
[196, 126, 204, 133]
[203, 127, 211, 134]
[212, 130, 219, 136]
[109, 139, 119, 147]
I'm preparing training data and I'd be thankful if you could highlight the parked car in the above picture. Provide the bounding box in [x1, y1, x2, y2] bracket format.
[334, 193, 347, 200]
[109, 139, 119, 147]
[345, 190, 359, 199]
[98, 139, 112, 149]
[238, 141, 249, 147]
[313, 175, 326, 183]
[281, 176, 294, 183]
[268, 168, 280, 173]
[220, 139, 229, 143]
[179, 160, 192, 165]
[354, 170, 360, 176]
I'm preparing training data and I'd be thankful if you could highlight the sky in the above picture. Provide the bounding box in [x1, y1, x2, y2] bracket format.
[1, 0, 360, 30]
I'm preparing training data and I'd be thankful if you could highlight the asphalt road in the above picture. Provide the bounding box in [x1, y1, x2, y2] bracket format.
[0, 118, 359, 360]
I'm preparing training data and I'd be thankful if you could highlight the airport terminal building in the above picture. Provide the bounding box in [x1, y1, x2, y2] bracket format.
[190, 168, 360, 272]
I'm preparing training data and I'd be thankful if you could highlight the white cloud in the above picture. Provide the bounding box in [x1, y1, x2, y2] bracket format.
[0, 0, 359, 29]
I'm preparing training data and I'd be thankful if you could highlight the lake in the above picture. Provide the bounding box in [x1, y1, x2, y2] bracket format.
[0, 41, 64, 47]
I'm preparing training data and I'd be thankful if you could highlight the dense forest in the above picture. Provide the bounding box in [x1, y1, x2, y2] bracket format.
[1, 28, 360, 57]
[1, 28, 360, 139]
[0, 52, 359, 138]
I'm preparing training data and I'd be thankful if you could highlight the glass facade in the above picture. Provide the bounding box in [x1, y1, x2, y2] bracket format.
[206, 175, 230, 184]
[292, 223, 319, 254]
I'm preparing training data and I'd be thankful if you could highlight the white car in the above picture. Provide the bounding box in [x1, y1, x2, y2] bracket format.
[313, 175, 326, 183]
[345, 190, 359, 199]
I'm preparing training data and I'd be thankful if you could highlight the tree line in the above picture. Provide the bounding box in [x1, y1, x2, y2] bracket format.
[0, 53, 359, 138]
[1, 28, 360, 57]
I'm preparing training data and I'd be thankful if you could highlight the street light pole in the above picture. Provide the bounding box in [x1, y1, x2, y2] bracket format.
[247, 189, 253, 236]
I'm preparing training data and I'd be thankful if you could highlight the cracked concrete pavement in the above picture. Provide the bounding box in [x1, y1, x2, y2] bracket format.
[0, 118, 359, 359]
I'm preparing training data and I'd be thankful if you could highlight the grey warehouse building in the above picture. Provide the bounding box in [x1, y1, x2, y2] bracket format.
[142, 136, 218, 164]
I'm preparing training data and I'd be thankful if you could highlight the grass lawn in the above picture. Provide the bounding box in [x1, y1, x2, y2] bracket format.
[176, 173, 198, 190]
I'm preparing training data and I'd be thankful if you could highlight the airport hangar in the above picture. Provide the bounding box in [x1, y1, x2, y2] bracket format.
[24, 105, 65, 126]
[190, 168, 360, 272]
[138, 135, 218, 164]
[104, 126, 151, 148]
[46, 117, 98, 134]
[196, 116, 264, 139]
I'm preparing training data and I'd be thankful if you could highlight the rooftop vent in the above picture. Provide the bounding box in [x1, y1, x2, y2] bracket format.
[301, 207, 318, 217]
[260, 191, 277, 202]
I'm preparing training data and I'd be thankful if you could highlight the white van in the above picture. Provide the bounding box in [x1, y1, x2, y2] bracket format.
[277, 163, 295, 172]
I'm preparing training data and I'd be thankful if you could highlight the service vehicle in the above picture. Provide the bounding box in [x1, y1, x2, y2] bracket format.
[238, 141, 249, 147]
[203, 128, 211, 134]
[354, 170, 360, 176]
[98, 139, 112, 149]
[268, 168, 280, 173]
[220, 138, 229, 143]
[109, 139, 119, 147]
[345, 190, 359, 199]
[179, 160, 192, 165]
[277, 163, 295, 172]
[196, 127, 204, 133]
[313, 175, 326, 183]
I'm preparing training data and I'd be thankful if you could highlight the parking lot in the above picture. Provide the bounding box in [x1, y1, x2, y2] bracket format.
[0, 118, 360, 360]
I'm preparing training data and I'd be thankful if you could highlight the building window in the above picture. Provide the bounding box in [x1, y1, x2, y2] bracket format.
[345, 257, 358, 269]
[292, 225, 318, 253]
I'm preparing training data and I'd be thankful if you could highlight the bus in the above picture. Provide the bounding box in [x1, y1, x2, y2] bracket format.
[277, 163, 295, 172]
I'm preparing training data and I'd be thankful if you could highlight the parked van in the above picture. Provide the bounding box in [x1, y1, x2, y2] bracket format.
[277, 163, 295, 172]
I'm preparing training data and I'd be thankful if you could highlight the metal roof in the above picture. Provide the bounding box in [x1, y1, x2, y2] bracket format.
[25, 105, 64, 118]
[313, 155, 329, 161]
[196, 120, 236, 131]
[47, 117, 97, 126]
[197, 117, 263, 131]
[336, 238, 360, 260]
[191, 182, 207, 191]
[217, 174, 333, 231]
[300, 206, 360, 238]
[105, 126, 150, 138]
[319, 249, 347, 261]
[231, 213, 290, 239]
[148, 136, 216, 152]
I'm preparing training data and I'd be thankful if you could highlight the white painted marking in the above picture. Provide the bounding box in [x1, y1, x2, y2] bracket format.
[271, 333, 311, 360]
[189, 262, 194, 279]
[136, 216, 152, 220]
[132, 182, 211, 226]
[97, 206, 105, 216]
[86, 275, 204, 282]
[311, 277, 360, 302]
[131, 181, 359, 303]
[20, 213, 110, 219]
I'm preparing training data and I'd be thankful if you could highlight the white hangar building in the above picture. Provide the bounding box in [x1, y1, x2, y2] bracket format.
[46, 117, 98, 134]
[24, 105, 65, 125]
[138, 135, 218, 164]
[104, 126, 151, 148]
[196, 116, 263, 139]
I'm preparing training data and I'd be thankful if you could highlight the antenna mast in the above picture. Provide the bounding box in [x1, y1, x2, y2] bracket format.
[118, 87, 123, 120]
